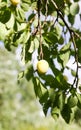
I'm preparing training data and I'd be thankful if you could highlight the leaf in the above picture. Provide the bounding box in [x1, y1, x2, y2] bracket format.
[44, 25, 62, 45]
[59, 19, 65, 26]
[40, 74, 55, 88]
[28, 37, 39, 53]
[21, 3, 30, 11]
[55, 73, 70, 90]
[48, 88, 56, 102]
[77, 93, 81, 109]
[6, 13, 15, 29]
[18, 71, 24, 81]
[33, 78, 42, 98]
[64, 5, 70, 15]
[51, 107, 60, 120]
[67, 95, 78, 108]
[70, 2, 79, 16]
[39, 90, 48, 104]
[22, 0, 31, 4]
[15, 31, 30, 45]
[31, 2, 37, 10]
[55, 25, 62, 40]
[79, 86, 81, 93]
[25, 36, 32, 62]
[0, 22, 7, 41]
[15, 7, 25, 22]
[44, 32, 58, 45]
[33, 77, 47, 99]
[43, 99, 51, 116]
[25, 64, 33, 81]
[57, 92, 65, 111]
[61, 104, 72, 123]
[68, 14, 75, 25]
[0, 2, 6, 8]
[58, 42, 71, 67]
[28, 13, 35, 21]
[71, 70, 76, 77]
[0, 8, 11, 24]
[75, 39, 81, 63]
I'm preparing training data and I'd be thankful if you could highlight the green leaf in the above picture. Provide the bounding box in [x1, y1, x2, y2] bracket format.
[58, 36, 64, 45]
[44, 32, 58, 45]
[40, 74, 55, 88]
[58, 42, 71, 67]
[0, 2, 6, 8]
[15, 31, 30, 45]
[67, 95, 78, 108]
[6, 13, 15, 29]
[28, 37, 39, 53]
[71, 70, 76, 77]
[39, 91, 48, 104]
[75, 39, 81, 63]
[33, 77, 47, 99]
[79, 86, 81, 93]
[59, 19, 65, 26]
[61, 104, 72, 123]
[77, 93, 81, 109]
[55, 73, 70, 90]
[43, 99, 51, 116]
[22, 0, 31, 4]
[31, 2, 37, 10]
[28, 13, 35, 21]
[51, 107, 60, 120]
[21, 3, 30, 11]
[0, 8, 11, 24]
[25, 63, 33, 81]
[48, 88, 56, 102]
[18, 71, 24, 80]
[43, 25, 62, 45]
[0, 22, 7, 41]
[15, 7, 25, 22]
[68, 14, 75, 25]
[33, 78, 42, 98]
[55, 25, 62, 40]
[24, 36, 33, 62]
[57, 92, 65, 111]
[70, 2, 79, 16]
[64, 5, 70, 15]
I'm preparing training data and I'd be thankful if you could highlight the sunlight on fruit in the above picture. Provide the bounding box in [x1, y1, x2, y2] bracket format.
[10, 0, 20, 5]
[37, 60, 49, 74]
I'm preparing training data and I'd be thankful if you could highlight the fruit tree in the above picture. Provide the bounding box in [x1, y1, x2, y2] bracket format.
[0, 0, 81, 123]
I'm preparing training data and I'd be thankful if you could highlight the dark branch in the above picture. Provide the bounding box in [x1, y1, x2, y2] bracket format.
[51, 0, 79, 88]
[37, 0, 43, 59]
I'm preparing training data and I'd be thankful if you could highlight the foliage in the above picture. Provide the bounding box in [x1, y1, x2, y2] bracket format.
[0, 46, 81, 130]
[0, 0, 81, 123]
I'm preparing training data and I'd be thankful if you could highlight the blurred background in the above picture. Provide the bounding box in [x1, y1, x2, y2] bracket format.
[0, 43, 81, 130]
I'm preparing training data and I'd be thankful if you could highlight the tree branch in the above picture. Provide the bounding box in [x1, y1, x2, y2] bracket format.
[70, 33, 79, 88]
[51, 0, 79, 88]
[37, 0, 43, 59]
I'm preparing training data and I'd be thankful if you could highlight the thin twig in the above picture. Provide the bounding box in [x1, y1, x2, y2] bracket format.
[37, 0, 43, 59]
[70, 33, 79, 88]
[45, 0, 48, 22]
